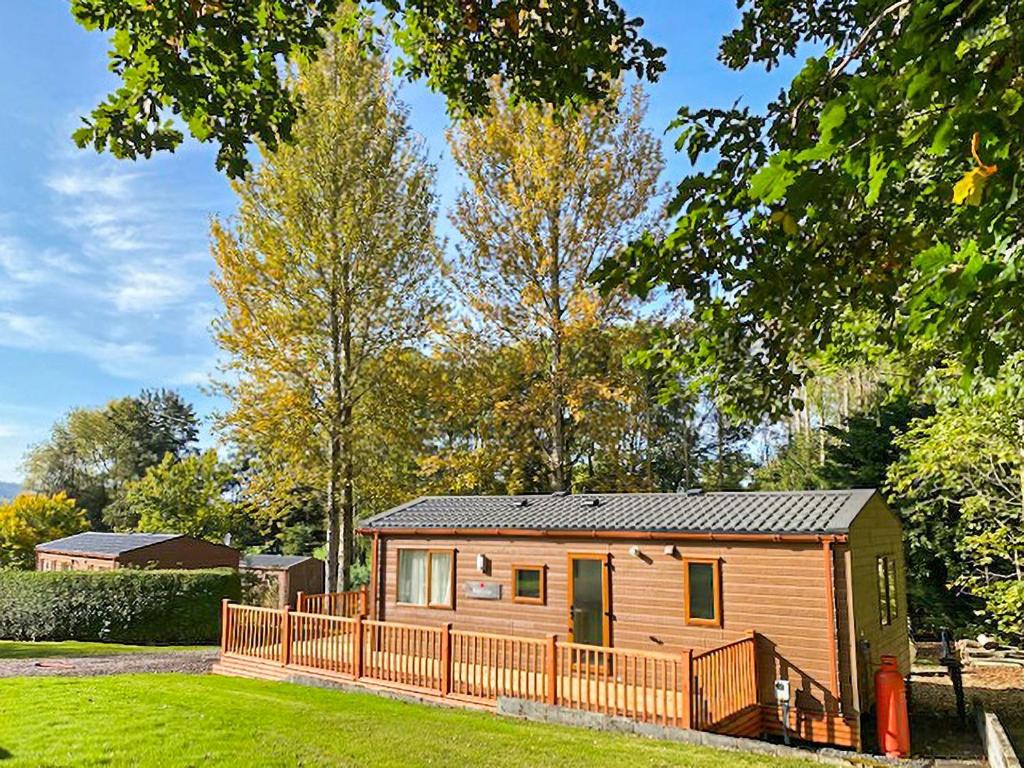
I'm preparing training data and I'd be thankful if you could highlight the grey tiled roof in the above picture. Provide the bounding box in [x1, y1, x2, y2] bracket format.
[242, 554, 317, 570]
[36, 532, 182, 557]
[360, 490, 877, 535]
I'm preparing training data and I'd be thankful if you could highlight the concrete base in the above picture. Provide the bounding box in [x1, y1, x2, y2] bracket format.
[975, 704, 1021, 768]
[497, 698, 933, 768]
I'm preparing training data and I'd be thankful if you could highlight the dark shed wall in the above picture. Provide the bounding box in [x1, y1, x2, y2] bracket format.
[117, 538, 239, 569]
[376, 534, 855, 723]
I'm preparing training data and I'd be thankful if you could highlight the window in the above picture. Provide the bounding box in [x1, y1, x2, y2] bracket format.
[397, 549, 454, 608]
[877, 555, 898, 627]
[512, 565, 545, 604]
[684, 559, 721, 627]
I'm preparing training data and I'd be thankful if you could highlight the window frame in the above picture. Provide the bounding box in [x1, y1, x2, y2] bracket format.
[396, 547, 455, 609]
[683, 558, 722, 628]
[877, 554, 898, 627]
[511, 564, 546, 605]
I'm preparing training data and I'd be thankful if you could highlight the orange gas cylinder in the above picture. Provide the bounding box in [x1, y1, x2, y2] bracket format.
[875, 655, 911, 758]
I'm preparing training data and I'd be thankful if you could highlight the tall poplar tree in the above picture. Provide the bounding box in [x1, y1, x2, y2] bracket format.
[211, 28, 441, 590]
[447, 83, 664, 490]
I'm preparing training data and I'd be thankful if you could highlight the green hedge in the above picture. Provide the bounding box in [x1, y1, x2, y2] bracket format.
[0, 569, 241, 644]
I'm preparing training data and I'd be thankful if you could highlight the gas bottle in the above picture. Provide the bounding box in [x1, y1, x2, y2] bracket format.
[875, 655, 911, 758]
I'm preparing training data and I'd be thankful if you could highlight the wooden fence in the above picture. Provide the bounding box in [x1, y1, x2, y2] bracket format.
[220, 601, 759, 734]
[296, 587, 367, 617]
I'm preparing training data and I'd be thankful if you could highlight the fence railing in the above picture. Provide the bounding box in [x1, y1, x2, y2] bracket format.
[220, 601, 758, 734]
[296, 588, 367, 617]
[691, 631, 759, 730]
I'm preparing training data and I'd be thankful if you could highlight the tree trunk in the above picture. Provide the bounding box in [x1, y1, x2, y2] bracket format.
[339, 269, 355, 590]
[325, 432, 342, 593]
[548, 218, 567, 492]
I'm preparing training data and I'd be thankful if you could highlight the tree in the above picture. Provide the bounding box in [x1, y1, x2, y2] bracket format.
[0, 493, 86, 570]
[69, 1, 664, 178]
[447, 82, 664, 490]
[116, 451, 241, 543]
[211, 33, 441, 590]
[595, 1, 1024, 410]
[890, 367, 1024, 642]
[22, 390, 199, 528]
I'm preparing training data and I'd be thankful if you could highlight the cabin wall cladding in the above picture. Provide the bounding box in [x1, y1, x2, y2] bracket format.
[376, 535, 849, 718]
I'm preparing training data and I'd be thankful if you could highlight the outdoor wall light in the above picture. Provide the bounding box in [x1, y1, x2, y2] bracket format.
[475, 554, 489, 573]
[663, 544, 677, 557]
[628, 546, 642, 558]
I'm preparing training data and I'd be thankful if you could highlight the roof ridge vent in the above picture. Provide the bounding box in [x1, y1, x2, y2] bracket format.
[510, 498, 529, 508]
[551, 490, 569, 497]
[579, 497, 601, 508]
[684, 488, 703, 496]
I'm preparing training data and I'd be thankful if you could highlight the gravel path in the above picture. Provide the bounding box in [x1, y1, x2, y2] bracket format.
[0, 649, 219, 678]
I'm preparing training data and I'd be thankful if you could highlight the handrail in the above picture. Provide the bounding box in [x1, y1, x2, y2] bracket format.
[296, 587, 367, 617]
[220, 602, 759, 735]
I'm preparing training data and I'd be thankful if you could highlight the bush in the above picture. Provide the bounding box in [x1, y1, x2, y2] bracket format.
[0, 569, 241, 644]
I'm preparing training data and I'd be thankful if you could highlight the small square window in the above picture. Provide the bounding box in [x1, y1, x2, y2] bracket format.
[684, 559, 721, 627]
[512, 565, 545, 605]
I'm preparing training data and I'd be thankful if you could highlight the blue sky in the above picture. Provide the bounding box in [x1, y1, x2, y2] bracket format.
[0, 2, 803, 482]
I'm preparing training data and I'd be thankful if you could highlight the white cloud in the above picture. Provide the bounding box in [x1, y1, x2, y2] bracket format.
[0, 311, 213, 385]
[46, 169, 136, 199]
[111, 264, 192, 313]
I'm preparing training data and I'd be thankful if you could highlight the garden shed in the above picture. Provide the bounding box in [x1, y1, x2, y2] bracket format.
[35, 532, 239, 572]
[240, 554, 324, 608]
[357, 489, 909, 749]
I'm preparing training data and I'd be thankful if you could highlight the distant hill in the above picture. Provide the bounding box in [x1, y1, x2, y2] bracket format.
[0, 482, 21, 501]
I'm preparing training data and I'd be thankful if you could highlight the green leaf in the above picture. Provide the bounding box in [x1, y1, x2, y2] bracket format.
[749, 152, 796, 204]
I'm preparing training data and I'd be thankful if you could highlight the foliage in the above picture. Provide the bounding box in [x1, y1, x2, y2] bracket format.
[0, 675, 810, 768]
[69, 1, 664, 178]
[595, 0, 1024, 413]
[113, 451, 242, 543]
[211, 33, 440, 589]
[890, 368, 1024, 642]
[0, 493, 87, 571]
[447, 82, 664, 489]
[22, 389, 199, 529]
[0, 569, 240, 644]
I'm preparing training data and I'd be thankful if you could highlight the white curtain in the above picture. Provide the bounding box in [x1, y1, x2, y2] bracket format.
[398, 550, 427, 605]
[429, 551, 452, 606]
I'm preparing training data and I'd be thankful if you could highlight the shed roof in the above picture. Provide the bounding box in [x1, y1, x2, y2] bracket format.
[241, 554, 317, 571]
[360, 489, 878, 537]
[35, 532, 183, 559]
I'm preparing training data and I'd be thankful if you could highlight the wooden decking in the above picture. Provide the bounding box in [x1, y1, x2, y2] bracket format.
[215, 602, 761, 735]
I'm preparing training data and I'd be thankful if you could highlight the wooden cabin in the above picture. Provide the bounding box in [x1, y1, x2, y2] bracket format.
[35, 532, 239, 572]
[358, 489, 909, 749]
[240, 554, 325, 608]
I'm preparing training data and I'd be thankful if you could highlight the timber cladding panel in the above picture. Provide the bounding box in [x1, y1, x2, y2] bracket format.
[377, 535, 848, 719]
[847, 495, 910, 712]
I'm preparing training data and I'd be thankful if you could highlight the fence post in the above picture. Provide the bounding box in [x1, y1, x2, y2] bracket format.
[360, 586, 369, 616]
[296, 591, 305, 612]
[353, 614, 365, 680]
[682, 648, 693, 729]
[440, 622, 452, 697]
[280, 606, 291, 667]
[220, 598, 231, 654]
[546, 634, 558, 706]
[748, 629, 759, 705]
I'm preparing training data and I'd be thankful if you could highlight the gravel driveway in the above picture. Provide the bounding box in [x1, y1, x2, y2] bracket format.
[0, 649, 218, 678]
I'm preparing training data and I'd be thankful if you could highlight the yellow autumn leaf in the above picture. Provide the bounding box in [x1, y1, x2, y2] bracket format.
[952, 167, 992, 206]
[952, 132, 997, 206]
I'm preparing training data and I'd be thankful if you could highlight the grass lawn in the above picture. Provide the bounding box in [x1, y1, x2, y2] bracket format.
[0, 673, 814, 768]
[0, 641, 212, 659]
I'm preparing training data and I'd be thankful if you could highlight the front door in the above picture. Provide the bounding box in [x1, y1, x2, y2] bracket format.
[568, 554, 609, 647]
